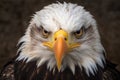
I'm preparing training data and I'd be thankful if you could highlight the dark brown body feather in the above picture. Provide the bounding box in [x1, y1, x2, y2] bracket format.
[0, 57, 120, 80]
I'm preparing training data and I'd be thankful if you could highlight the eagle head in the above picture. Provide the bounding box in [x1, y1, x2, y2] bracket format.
[17, 2, 105, 76]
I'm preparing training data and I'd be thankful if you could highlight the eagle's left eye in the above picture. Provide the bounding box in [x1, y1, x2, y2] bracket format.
[42, 28, 50, 38]
[74, 27, 84, 39]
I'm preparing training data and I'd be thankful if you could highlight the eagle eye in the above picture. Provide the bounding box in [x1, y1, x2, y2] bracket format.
[74, 27, 84, 39]
[42, 28, 50, 38]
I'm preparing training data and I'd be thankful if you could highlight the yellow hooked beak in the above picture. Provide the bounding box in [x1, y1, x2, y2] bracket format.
[43, 30, 80, 71]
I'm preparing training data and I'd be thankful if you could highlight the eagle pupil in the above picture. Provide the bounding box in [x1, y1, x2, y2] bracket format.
[44, 30, 48, 34]
[76, 30, 80, 34]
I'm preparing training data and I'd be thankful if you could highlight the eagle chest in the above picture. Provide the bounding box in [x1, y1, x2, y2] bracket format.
[14, 61, 103, 80]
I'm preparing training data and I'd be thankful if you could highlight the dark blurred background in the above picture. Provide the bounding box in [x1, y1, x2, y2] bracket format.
[0, 0, 120, 71]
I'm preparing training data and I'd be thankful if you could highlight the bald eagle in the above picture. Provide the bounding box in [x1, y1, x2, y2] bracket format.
[0, 2, 120, 80]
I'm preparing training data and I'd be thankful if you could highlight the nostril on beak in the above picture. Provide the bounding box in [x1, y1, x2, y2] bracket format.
[64, 37, 67, 41]
[55, 37, 57, 41]
[54, 37, 67, 41]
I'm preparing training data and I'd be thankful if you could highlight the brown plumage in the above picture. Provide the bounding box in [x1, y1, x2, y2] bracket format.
[0, 57, 120, 80]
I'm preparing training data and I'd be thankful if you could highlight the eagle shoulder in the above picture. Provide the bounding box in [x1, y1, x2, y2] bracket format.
[0, 60, 15, 80]
[103, 61, 120, 80]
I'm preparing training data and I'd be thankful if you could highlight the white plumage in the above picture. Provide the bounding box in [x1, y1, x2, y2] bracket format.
[17, 2, 105, 76]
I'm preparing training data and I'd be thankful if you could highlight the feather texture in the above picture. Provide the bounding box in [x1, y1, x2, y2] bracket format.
[0, 2, 120, 80]
[0, 57, 120, 80]
[16, 3, 105, 75]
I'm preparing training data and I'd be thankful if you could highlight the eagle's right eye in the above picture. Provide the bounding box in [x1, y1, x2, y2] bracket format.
[41, 28, 50, 38]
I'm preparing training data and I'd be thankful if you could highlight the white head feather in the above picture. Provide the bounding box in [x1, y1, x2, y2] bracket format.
[17, 2, 105, 76]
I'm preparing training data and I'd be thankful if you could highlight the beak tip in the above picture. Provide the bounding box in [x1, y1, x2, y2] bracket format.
[56, 62, 61, 72]
[58, 68, 61, 72]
